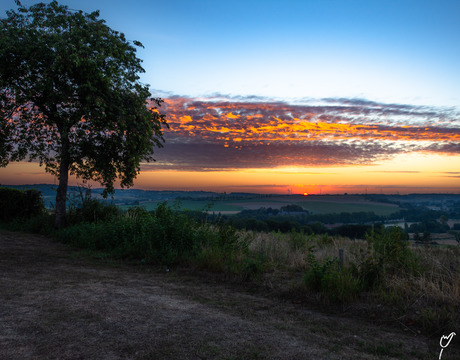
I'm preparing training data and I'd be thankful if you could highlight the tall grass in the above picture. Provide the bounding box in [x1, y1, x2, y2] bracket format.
[3, 197, 458, 334]
[57, 202, 248, 269]
[245, 227, 459, 333]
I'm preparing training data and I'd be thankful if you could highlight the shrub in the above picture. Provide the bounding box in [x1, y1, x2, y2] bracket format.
[196, 246, 228, 272]
[58, 213, 194, 265]
[368, 226, 420, 275]
[349, 250, 383, 291]
[5, 212, 55, 235]
[286, 229, 310, 251]
[303, 226, 422, 303]
[304, 251, 339, 292]
[0, 187, 45, 221]
[303, 249, 361, 303]
[241, 253, 266, 280]
[315, 233, 334, 248]
[321, 266, 361, 303]
[67, 197, 120, 224]
[198, 223, 249, 272]
[57, 202, 247, 267]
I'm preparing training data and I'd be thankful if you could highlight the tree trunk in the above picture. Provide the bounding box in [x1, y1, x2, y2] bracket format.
[54, 138, 70, 228]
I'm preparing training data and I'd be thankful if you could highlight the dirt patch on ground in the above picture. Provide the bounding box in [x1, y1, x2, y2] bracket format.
[0, 230, 454, 359]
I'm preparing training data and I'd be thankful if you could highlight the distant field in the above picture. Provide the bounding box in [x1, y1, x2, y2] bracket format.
[121, 195, 401, 216]
[294, 201, 399, 216]
[120, 200, 244, 213]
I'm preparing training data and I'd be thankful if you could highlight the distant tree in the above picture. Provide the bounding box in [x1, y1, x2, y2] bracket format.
[422, 231, 431, 243]
[280, 204, 305, 213]
[0, 1, 167, 227]
[439, 215, 449, 227]
[332, 224, 371, 239]
[454, 232, 460, 245]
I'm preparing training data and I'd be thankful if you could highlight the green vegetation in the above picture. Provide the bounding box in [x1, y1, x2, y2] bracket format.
[1, 191, 459, 335]
[59, 203, 245, 269]
[122, 197, 400, 216]
[295, 200, 399, 216]
[303, 226, 421, 303]
[119, 199, 244, 213]
[0, 187, 45, 221]
[0, 1, 167, 227]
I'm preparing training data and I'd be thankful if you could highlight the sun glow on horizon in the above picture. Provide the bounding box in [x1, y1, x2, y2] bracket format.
[1, 153, 459, 195]
[1, 97, 459, 195]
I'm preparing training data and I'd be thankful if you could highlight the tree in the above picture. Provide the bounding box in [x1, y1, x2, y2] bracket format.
[0, 1, 168, 227]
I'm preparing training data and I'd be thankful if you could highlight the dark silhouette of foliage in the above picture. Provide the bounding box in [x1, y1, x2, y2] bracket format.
[0, 187, 45, 220]
[0, 1, 167, 227]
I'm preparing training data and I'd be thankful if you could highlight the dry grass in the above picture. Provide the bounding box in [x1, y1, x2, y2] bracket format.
[247, 231, 307, 268]
[1, 230, 440, 360]
[242, 229, 460, 334]
[403, 246, 460, 306]
[246, 230, 377, 270]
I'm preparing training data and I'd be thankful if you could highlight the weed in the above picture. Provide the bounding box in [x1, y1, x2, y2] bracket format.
[303, 248, 361, 303]
[359, 340, 405, 357]
[368, 226, 421, 275]
[66, 187, 120, 224]
[2, 212, 55, 235]
[316, 233, 334, 248]
[419, 305, 457, 334]
[241, 253, 267, 281]
[287, 229, 310, 251]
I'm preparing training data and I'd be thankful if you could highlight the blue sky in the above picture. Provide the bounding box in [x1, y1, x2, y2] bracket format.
[3, 0, 460, 107]
[2, 0, 460, 194]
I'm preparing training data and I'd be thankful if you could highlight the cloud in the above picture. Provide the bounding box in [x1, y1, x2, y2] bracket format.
[367, 171, 422, 174]
[439, 171, 460, 178]
[148, 95, 460, 171]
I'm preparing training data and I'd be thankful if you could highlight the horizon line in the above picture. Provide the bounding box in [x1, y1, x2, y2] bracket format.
[2, 183, 459, 196]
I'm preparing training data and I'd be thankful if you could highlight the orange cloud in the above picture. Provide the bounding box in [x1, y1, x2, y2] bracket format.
[150, 96, 460, 170]
[226, 112, 240, 119]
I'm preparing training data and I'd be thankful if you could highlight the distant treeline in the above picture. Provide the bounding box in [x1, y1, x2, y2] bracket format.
[187, 203, 460, 238]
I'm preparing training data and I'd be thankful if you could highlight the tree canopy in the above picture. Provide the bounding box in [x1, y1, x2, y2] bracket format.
[0, 1, 167, 226]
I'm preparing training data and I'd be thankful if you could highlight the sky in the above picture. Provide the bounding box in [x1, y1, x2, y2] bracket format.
[1, 0, 460, 194]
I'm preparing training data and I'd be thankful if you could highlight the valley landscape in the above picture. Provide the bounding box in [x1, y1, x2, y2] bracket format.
[1, 0, 460, 358]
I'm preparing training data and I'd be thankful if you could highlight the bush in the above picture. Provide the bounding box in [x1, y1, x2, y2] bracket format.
[368, 226, 419, 275]
[286, 229, 311, 251]
[57, 202, 246, 267]
[304, 251, 339, 292]
[58, 213, 197, 265]
[0, 187, 45, 221]
[332, 224, 373, 239]
[303, 249, 360, 303]
[349, 250, 383, 291]
[5, 212, 55, 235]
[67, 197, 120, 224]
[303, 226, 421, 303]
[198, 223, 248, 273]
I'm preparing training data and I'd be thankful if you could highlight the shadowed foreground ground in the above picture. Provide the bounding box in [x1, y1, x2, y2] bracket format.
[0, 230, 454, 359]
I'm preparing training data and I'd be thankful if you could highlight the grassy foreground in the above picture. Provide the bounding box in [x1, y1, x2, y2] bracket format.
[3, 200, 459, 336]
[3, 230, 442, 360]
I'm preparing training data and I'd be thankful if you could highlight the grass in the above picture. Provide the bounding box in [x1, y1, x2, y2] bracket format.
[120, 199, 244, 212]
[2, 200, 458, 336]
[119, 197, 400, 216]
[243, 228, 459, 333]
[294, 200, 399, 216]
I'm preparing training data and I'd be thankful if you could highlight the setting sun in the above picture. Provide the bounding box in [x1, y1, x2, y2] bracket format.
[0, 0, 459, 195]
